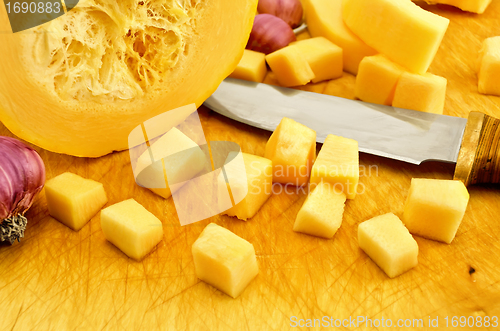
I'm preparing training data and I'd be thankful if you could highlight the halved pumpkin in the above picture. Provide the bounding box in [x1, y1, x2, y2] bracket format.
[0, 0, 257, 156]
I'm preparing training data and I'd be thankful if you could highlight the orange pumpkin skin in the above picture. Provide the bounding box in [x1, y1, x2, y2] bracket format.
[0, 0, 257, 157]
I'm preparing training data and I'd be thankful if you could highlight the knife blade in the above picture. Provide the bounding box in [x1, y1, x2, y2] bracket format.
[204, 78, 500, 187]
[204, 78, 466, 165]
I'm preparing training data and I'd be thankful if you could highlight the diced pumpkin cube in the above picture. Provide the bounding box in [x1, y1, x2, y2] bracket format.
[358, 213, 418, 278]
[296, 30, 311, 41]
[310, 135, 359, 199]
[266, 46, 315, 87]
[263, 71, 280, 86]
[290, 37, 343, 83]
[45, 172, 108, 231]
[293, 181, 346, 238]
[101, 199, 163, 260]
[403, 178, 469, 244]
[478, 36, 500, 96]
[220, 152, 273, 220]
[292, 81, 328, 93]
[302, 0, 376, 75]
[135, 127, 207, 199]
[322, 73, 356, 100]
[265, 117, 316, 186]
[392, 72, 447, 114]
[264, 67, 327, 91]
[420, 0, 492, 14]
[229, 49, 267, 83]
[343, 0, 449, 74]
[192, 223, 259, 298]
[355, 55, 405, 105]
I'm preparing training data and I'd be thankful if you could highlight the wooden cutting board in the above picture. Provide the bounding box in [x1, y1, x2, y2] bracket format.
[2, 2, 500, 330]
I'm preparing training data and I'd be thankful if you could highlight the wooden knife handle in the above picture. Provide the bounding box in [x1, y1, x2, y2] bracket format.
[454, 111, 500, 186]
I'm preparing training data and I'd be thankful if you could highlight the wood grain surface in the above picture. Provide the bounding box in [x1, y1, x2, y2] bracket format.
[2, 2, 500, 330]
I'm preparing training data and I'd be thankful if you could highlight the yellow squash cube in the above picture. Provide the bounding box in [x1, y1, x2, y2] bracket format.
[266, 45, 315, 87]
[403, 178, 470, 244]
[343, 0, 449, 74]
[296, 30, 311, 41]
[265, 117, 317, 186]
[293, 181, 346, 238]
[101, 199, 163, 261]
[293, 81, 328, 94]
[263, 71, 280, 86]
[135, 127, 206, 199]
[392, 72, 447, 114]
[291, 37, 343, 83]
[420, 0, 492, 14]
[192, 223, 259, 298]
[322, 73, 357, 100]
[355, 55, 405, 105]
[358, 213, 418, 278]
[229, 49, 267, 83]
[302, 0, 376, 74]
[220, 152, 273, 220]
[478, 36, 500, 96]
[45, 172, 108, 231]
[310, 135, 359, 199]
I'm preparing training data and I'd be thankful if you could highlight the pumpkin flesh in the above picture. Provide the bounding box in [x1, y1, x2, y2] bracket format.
[0, 0, 257, 156]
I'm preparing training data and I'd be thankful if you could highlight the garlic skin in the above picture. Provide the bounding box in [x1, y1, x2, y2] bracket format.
[247, 14, 297, 55]
[0, 136, 45, 244]
[258, 0, 303, 28]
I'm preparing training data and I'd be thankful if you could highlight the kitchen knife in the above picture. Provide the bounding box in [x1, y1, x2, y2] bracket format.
[204, 78, 500, 186]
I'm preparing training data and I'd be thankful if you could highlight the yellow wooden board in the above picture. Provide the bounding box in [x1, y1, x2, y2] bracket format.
[2, 2, 500, 330]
